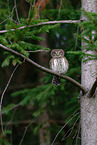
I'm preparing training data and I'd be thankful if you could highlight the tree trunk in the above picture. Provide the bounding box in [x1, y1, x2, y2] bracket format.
[81, 0, 97, 145]
[38, 33, 50, 145]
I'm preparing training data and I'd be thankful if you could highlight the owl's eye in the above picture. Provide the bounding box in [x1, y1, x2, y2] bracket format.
[52, 52, 56, 56]
[59, 51, 62, 55]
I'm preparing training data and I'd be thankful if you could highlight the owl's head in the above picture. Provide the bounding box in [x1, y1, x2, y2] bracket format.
[51, 49, 64, 58]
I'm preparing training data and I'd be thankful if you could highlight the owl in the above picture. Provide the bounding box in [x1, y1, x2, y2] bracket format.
[50, 49, 69, 85]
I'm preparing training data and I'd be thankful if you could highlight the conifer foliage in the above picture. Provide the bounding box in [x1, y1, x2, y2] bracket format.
[68, 10, 97, 59]
[0, 0, 97, 145]
[1, 6, 58, 67]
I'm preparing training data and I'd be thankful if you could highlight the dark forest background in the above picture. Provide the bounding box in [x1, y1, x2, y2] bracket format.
[0, 0, 82, 145]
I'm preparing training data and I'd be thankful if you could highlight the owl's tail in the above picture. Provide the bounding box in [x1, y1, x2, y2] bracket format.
[52, 75, 60, 86]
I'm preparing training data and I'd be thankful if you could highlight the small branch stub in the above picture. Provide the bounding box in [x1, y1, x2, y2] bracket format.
[88, 78, 97, 98]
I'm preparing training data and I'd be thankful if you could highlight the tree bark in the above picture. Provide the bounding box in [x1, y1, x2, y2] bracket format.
[81, 0, 97, 145]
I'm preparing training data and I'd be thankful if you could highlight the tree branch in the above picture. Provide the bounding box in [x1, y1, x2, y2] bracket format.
[0, 44, 87, 94]
[0, 83, 35, 95]
[27, 49, 49, 53]
[14, 0, 20, 24]
[88, 78, 97, 98]
[0, 20, 80, 33]
[0, 64, 19, 134]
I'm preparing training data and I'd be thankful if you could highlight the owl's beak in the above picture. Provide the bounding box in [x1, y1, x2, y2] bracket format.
[56, 54, 60, 57]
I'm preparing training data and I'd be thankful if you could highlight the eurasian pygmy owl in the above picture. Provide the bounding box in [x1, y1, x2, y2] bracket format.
[50, 49, 69, 85]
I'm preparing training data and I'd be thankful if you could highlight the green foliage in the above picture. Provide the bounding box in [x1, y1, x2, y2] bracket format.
[71, 11, 97, 59]
[41, 9, 81, 20]
[67, 50, 97, 60]
[0, 1, 9, 29]
[1, 103, 15, 114]
[11, 73, 80, 141]
[0, 1, 83, 145]
[12, 83, 59, 109]
[0, 130, 11, 145]
[1, 6, 59, 67]
[34, 122, 46, 134]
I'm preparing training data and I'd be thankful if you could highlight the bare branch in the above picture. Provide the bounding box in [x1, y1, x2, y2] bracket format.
[27, 49, 49, 53]
[3, 119, 36, 126]
[14, 0, 20, 23]
[51, 112, 80, 145]
[75, 120, 81, 145]
[1, 103, 21, 115]
[0, 64, 19, 134]
[58, 0, 63, 18]
[0, 18, 9, 25]
[19, 120, 36, 145]
[0, 44, 87, 93]
[28, 2, 32, 18]
[0, 20, 80, 34]
[88, 78, 97, 98]
[0, 4, 16, 25]
[61, 116, 80, 141]
[0, 83, 35, 95]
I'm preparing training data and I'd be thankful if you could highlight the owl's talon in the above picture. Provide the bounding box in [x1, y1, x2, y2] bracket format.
[52, 75, 60, 86]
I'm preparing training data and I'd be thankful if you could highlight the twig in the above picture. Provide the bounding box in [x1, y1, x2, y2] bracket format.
[0, 64, 19, 134]
[75, 120, 81, 145]
[58, 0, 63, 18]
[7, 0, 10, 16]
[0, 18, 9, 25]
[1, 103, 20, 115]
[0, 4, 16, 25]
[10, 17, 18, 24]
[19, 126, 29, 145]
[33, 0, 36, 5]
[0, 12, 17, 25]
[0, 83, 35, 95]
[27, 49, 49, 53]
[14, 0, 20, 24]
[11, 6, 16, 19]
[36, 0, 43, 19]
[19, 120, 36, 145]
[28, 2, 32, 18]
[51, 112, 79, 145]
[25, 0, 30, 3]
[73, 130, 77, 139]
[3, 119, 36, 126]
[0, 20, 80, 33]
[2, 119, 69, 126]
[0, 44, 87, 94]
[74, 26, 79, 51]
[5, 108, 16, 141]
[61, 115, 80, 141]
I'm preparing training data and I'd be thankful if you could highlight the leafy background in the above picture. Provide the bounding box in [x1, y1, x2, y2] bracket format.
[0, 0, 97, 145]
